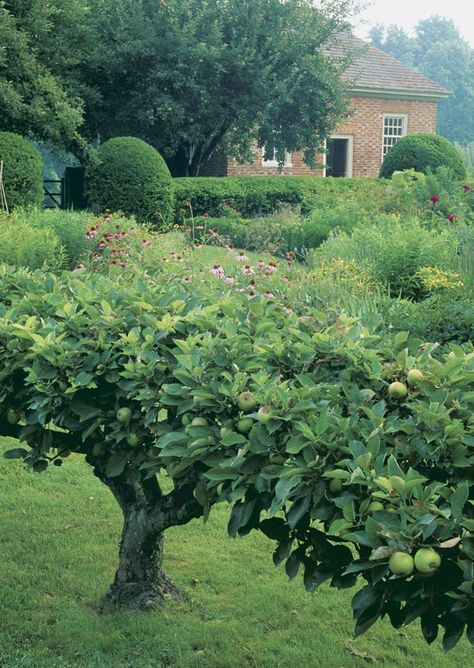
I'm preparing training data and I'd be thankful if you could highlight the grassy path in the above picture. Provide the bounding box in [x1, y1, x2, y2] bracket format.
[0, 437, 472, 667]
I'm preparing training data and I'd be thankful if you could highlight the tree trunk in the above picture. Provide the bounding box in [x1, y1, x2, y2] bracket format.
[106, 504, 179, 610]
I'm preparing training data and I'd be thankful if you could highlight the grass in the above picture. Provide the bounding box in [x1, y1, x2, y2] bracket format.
[0, 438, 472, 668]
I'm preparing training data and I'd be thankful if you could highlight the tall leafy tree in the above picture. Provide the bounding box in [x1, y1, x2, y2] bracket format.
[0, 1, 88, 149]
[369, 16, 474, 146]
[82, 0, 359, 175]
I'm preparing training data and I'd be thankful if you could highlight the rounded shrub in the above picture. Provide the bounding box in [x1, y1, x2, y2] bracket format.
[379, 133, 466, 180]
[0, 132, 43, 209]
[85, 137, 175, 227]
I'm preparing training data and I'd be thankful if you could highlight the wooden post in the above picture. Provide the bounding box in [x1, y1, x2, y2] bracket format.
[0, 161, 9, 214]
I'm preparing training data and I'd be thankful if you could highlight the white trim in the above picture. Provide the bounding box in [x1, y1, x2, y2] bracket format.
[382, 113, 408, 159]
[323, 135, 353, 178]
[261, 147, 292, 168]
[350, 87, 451, 101]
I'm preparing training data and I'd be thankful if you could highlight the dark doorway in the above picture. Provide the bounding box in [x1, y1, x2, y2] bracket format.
[326, 138, 350, 177]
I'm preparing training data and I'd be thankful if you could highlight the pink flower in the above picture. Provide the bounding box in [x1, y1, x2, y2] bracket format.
[182, 276, 191, 283]
[236, 252, 249, 262]
[447, 213, 456, 223]
[75, 263, 86, 270]
[193, 243, 202, 250]
[263, 291, 274, 298]
[256, 260, 266, 270]
[236, 287, 246, 293]
[210, 264, 225, 277]
[224, 276, 236, 285]
[430, 194, 440, 204]
[209, 228, 219, 238]
[463, 185, 472, 192]
[98, 242, 106, 250]
[283, 275, 289, 283]
[241, 265, 254, 276]
[196, 224, 205, 230]
[142, 239, 151, 248]
[266, 262, 277, 274]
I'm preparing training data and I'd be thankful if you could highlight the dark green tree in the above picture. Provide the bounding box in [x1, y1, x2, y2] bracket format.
[369, 16, 474, 146]
[0, 1, 87, 149]
[81, 0, 359, 175]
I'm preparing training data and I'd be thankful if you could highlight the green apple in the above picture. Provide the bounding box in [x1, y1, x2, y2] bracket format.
[329, 478, 343, 493]
[127, 433, 140, 447]
[368, 501, 384, 512]
[237, 391, 257, 412]
[407, 369, 424, 385]
[6, 409, 20, 425]
[388, 381, 408, 400]
[116, 407, 132, 424]
[181, 415, 191, 427]
[220, 427, 234, 439]
[414, 547, 441, 574]
[257, 406, 272, 425]
[389, 551, 414, 577]
[191, 417, 209, 427]
[236, 417, 253, 433]
[92, 442, 105, 457]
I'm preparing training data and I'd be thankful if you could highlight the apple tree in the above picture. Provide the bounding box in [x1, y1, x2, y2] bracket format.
[0, 265, 473, 648]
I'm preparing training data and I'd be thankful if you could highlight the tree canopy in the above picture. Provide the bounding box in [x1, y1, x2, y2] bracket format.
[370, 16, 474, 146]
[0, 1, 88, 149]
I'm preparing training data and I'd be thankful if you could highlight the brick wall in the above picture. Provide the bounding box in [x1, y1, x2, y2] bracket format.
[204, 95, 438, 178]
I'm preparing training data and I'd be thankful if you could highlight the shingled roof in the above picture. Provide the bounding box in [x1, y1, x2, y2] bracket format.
[326, 33, 450, 99]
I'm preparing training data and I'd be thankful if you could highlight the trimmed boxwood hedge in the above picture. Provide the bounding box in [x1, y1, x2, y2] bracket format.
[0, 132, 43, 209]
[86, 137, 175, 227]
[175, 176, 386, 222]
[380, 133, 466, 180]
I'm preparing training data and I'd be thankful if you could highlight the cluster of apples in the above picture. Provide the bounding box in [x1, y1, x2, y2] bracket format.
[388, 368, 425, 401]
[388, 548, 441, 577]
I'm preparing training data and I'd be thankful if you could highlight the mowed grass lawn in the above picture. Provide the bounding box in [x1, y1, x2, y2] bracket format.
[0, 437, 472, 668]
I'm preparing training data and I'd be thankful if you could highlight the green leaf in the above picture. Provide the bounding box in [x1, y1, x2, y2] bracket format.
[451, 481, 469, 521]
[106, 453, 127, 477]
[287, 495, 310, 529]
[4, 448, 28, 459]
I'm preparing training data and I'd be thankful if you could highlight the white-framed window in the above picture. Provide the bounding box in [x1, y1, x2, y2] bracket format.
[382, 114, 408, 157]
[262, 147, 292, 167]
[323, 135, 353, 178]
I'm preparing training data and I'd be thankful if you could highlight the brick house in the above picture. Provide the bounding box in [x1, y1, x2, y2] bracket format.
[202, 34, 449, 178]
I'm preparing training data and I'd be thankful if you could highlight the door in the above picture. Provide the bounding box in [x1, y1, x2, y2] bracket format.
[325, 137, 353, 177]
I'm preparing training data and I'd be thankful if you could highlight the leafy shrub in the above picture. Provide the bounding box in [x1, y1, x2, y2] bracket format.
[0, 215, 65, 271]
[175, 176, 386, 222]
[85, 137, 175, 227]
[386, 293, 474, 344]
[186, 202, 375, 259]
[12, 208, 92, 268]
[383, 168, 474, 224]
[0, 268, 473, 648]
[311, 218, 458, 299]
[0, 132, 43, 208]
[380, 134, 466, 180]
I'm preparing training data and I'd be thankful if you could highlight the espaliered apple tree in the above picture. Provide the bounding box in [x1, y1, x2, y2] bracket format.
[0, 265, 473, 649]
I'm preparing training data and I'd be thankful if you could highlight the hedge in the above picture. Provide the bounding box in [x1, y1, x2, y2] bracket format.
[85, 137, 175, 227]
[380, 134, 466, 180]
[0, 132, 43, 209]
[175, 176, 386, 222]
[186, 211, 362, 259]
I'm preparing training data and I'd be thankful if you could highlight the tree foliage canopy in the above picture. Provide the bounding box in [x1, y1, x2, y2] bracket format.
[0, 1, 87, 148]
[0, 266, 473, 647]
[370, 16, 474, 146]
[77, 0, 359, 175]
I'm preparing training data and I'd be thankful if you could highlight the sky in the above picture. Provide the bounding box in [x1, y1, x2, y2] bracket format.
[352, 0, 474, 47]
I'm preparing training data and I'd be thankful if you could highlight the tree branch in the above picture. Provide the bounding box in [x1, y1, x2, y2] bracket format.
[0, 421, 88, 452]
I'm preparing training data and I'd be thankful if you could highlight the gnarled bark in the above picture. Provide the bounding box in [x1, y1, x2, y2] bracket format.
[107, 505, 179, 609]
[98, 472, 203, 610]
